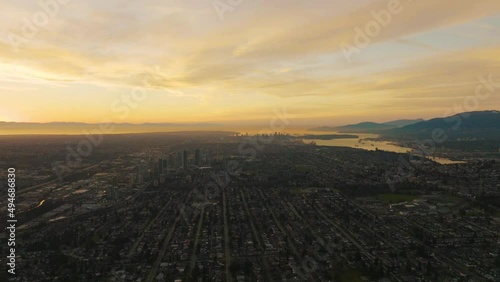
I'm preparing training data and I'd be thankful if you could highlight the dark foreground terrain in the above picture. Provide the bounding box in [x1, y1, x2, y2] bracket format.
[0, 132, 499, 281]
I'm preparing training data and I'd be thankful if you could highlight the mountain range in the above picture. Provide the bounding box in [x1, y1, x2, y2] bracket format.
[2, 111, 499, 138]
[386, 110, 500, 139]
[310, 119, 424, 133]
[0, 122, 220, 135]
[310, 110, 500, 140]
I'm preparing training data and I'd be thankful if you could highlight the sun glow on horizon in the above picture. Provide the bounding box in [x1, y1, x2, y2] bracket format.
[0, 0, 499, 132]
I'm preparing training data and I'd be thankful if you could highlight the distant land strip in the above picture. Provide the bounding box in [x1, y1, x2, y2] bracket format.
[300, 134, 358, 140]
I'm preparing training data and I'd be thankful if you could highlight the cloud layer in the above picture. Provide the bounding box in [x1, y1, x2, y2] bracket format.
[0, 0, 499, 124]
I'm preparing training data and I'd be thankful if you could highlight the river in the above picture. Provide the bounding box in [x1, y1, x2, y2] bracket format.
[304, 132, 465, 164]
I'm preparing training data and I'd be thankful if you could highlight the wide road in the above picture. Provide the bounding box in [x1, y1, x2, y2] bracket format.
[146, 211, 182, 282]
[128, 194, 174, 258]
[187, 206, 205, 278]
[240, 189, 273, 281]
[222, 190, 232, 282]
[256, 189, 315, 281]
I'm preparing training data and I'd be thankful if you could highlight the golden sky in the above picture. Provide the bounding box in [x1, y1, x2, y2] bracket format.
[0, 0, 499, 127]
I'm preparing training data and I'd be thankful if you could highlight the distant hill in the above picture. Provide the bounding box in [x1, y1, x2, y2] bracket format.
[335, 122, 393, 132]
[310, 119, 423, 133]
[383, 119, 424, 128]
[0, 121, 218, 127]
[386, 110, 500, 139]
[300, 134, 358, 140]
[308, 126, 338, 132]
[0, 121, 221, 135]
